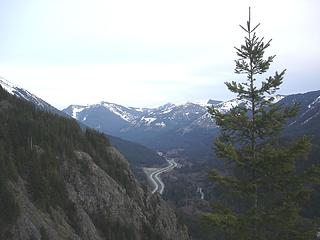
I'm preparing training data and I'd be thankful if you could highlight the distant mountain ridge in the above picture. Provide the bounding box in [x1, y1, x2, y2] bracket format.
[64, 95, 286, 133]
[64, 101, 215, 136]
[63, 91, 320, 163]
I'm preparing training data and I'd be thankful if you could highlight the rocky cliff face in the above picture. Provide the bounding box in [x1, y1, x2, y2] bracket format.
[4, 147, 189, 240]
[1, 147, 189, 240]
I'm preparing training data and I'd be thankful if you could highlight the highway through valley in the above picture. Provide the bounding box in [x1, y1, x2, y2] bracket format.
[146, 158, 177, 194]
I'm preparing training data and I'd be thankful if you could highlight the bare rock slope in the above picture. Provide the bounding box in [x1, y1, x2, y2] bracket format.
[4, 147, 189, 240]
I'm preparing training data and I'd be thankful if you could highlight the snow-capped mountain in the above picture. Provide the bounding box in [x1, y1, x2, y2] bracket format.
[64, 102, 145, 136]
[64, 102, 149, 123]
[64, 95, 287, 136]
[63, 101, 220, 160]
[131, 102, 208, 130]
[211, 95, 285, 113]
[63, 101, 215, 137]
[63, 91, 320, 162]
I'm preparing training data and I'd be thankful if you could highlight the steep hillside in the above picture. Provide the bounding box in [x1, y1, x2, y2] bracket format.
[0, 85, 189, 240]
[0, 77, 166, 173]
[0, 77, 68, 117]
[282, 90, 320, 139]
[108, 135, 166, 182]
[108, 135, 164, 167]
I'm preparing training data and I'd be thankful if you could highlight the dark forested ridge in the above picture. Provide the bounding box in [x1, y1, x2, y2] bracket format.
[0, 85, 189, 240]
[0, 76, 166, 181]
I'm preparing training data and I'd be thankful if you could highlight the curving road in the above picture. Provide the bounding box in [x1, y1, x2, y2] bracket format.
[148, 158, 177, 194]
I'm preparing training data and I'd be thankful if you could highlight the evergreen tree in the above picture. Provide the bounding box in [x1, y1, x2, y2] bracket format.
[204, 8, 320, 240]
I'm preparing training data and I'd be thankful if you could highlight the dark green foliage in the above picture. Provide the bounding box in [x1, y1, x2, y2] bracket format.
[204, 8, 320, 240]
[85, 128, 110, 149]
[0, 84, 136, 234]
[0, 132, 20, 232]
[0, 178, 20, 232]
[40, 226, 49, 240]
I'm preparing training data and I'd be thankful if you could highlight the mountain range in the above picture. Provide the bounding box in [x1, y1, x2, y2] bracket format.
[63, 91, 320, 165]
[63, 101, 218, 164]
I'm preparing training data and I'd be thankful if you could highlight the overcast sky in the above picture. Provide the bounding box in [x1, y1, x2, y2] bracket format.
[0, 0, 319, 109]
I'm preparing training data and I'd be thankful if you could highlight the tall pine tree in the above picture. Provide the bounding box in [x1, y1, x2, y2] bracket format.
[204, 8, 320, 240]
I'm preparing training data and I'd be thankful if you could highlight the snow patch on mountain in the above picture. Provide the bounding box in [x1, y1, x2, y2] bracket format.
[155, 122, 166, 128]
[163, 107, 175, 114]
[101, 102, 137, 122]
[0, 77, 16, 94]
[141, 116, 157, 125]
[0, 76, 56, 110]
[308, 96, 320, 109]
[213, 95, 285, 113]
[71, 105, 87, 118]
[130, 107, 148, 112]
[272, 95, 285, 103]
[302, 111, 320, 125]
[215, 98, 243, 112]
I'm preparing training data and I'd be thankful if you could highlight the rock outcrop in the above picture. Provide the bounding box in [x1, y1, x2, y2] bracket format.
[4, 147, 189, 240]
